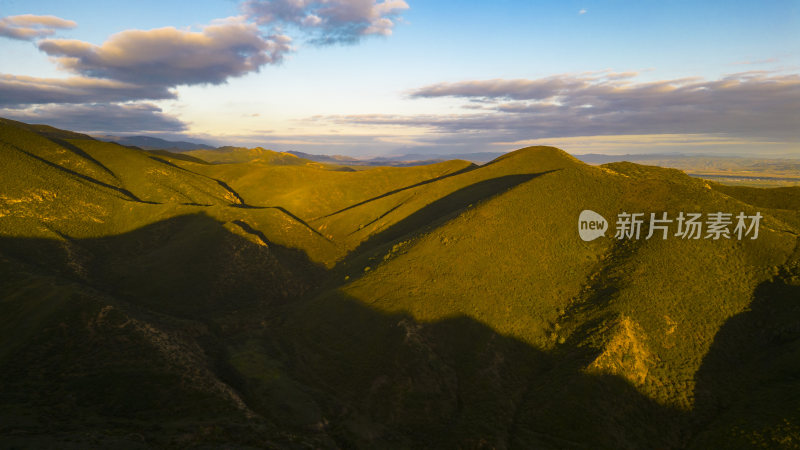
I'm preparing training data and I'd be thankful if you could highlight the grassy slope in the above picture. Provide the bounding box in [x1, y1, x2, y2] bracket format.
[0, 121, 338, 446]
[174, 152, 477, 264]
[1, 118, 799, 448]
[185, 146, 322, 166]
[281, 150, 799, 447]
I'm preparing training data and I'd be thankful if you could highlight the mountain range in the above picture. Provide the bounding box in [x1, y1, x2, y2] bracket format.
[1, 116, 799, 448]
[95, 135, 217, 152]
[97, 134, 800, 184]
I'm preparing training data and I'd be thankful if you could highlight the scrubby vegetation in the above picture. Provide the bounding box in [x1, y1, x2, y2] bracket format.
[1, 118, 798, 448]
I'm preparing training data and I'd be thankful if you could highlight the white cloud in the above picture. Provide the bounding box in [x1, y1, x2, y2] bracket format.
[0, 14, 76, 41]
[37, 20, 292, 87]
[243, 0, 409, 44]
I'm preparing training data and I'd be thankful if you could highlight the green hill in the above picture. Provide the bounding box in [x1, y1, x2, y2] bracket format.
[1, 118, 798, 448]
[185, 146, 326, 166]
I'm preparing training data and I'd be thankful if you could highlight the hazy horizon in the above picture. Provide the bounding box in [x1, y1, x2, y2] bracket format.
[1, 1, 798, 157]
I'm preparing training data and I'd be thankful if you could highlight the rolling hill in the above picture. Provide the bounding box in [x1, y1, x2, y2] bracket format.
[576, 154, 800, 187]
[95, 135, 216, 152]
[1, 117, 798, 448]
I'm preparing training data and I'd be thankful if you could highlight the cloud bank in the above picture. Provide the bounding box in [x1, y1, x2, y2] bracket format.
[2, 16, 292, 132]
[1, 2, 410, 135]
[321, 71, 800, 142]
[0, 74, 175, 106]
[38, 20, 292, 87]
[0, 14, 76, 41]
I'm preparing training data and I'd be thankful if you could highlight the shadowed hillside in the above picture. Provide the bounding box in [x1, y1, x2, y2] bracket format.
[1, 118, 799, 448]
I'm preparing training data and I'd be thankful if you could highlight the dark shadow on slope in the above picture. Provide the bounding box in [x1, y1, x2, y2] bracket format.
[348, 197, 411, 236]
[266, 291, 686, 449]
[149, 155, 247, 206]
[10, 144, 156, 204]
[148, 154, 189, 170]
[3, 208, 795, 448]
[335, 172, 558, 280]
[231, 219, 271, 246]
[0, 213, 324, 320]
[47, 137, 119, 179]
[0, 212, 688, 449]
[148, 154, 332, 241]
[689, 258, 800, 448]
[147, 150, 211, 165]
[3, 117, 125, 180]
[556, 237, 647, 349]
[214, 179, 246, 205]
[0, 223, 332, 448]
[312, 163, 479, 221]
[239, 205, 332, 241]
[265, 206, 332, 241]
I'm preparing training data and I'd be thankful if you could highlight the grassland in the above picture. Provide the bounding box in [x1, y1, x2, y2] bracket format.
[1, 117, 798, 448]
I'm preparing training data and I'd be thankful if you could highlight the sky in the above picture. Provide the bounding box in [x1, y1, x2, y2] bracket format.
[0, 0, 798, 157]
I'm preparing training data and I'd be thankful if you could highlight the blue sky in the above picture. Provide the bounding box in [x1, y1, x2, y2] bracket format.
[1, 0, 798, 157]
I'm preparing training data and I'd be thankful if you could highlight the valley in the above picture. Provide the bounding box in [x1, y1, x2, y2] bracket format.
[1, 117, 799, 448]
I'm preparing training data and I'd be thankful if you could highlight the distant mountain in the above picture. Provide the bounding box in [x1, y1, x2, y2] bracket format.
[96, 134, 216, 151]
[575, 153, 800, 186]
[287, 151, 506, 166]
[573, 152, 690, 164]
[185, 146, 455, 169]
[287, 150, 361, 164]
[385, 151, 506, 164]
[184, 146, 344, 168]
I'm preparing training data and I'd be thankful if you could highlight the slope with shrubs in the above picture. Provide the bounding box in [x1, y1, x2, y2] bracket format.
[274, 149, 798, 447]
[0, 119, 338, 446]
[1, 118, 798, 448]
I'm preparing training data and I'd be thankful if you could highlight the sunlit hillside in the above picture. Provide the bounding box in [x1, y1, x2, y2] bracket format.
[1, 118, 798, 448]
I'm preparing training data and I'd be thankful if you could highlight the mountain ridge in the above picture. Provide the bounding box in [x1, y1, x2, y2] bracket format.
[95, 134, 216, 151]
[1, 118, 798, 448]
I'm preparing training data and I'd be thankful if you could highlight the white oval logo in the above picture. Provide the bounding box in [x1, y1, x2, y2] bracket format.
[579, 210, 608, 241]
